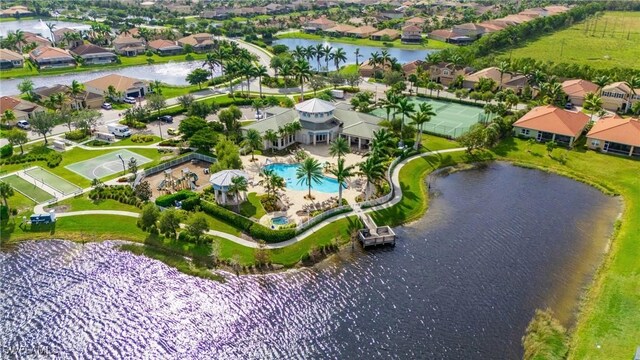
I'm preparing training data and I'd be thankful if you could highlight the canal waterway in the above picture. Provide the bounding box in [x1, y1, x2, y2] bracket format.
[272, 38, 434, 70]
[0, 163, 619, 358]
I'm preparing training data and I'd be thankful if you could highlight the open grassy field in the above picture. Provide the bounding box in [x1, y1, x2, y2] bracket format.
[503, 11, 640, 70]
[277, 31, 454, 50]
[0, 175, 54, 203]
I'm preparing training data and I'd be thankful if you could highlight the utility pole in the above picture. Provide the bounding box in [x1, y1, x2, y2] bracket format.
[118, 154, 125, 175]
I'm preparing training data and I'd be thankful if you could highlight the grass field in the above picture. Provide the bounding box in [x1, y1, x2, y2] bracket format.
[24, 167, 82, 195]
[0, 175, 54, 203]
[277, 31, 454, 50]
[503, 12, 640, 70]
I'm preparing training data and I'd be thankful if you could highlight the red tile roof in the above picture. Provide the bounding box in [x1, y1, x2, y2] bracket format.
[514, 105, 590, 137]
[587, 117, 640, 147]
[561, 79, 599, 98]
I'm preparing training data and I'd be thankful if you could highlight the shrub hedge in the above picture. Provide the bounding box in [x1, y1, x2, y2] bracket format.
[64, 130, 88, 141]
[88, 185, 144, 208]
[155, 189, 197, 207]
[200, 200, 296, 243]
[1, 144, 13, 158]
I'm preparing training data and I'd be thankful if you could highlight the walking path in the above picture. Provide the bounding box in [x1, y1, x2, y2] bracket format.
[46, 148, 466, 249]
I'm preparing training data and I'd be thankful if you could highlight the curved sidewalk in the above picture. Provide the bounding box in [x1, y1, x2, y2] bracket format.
[52, 148, 465, 249]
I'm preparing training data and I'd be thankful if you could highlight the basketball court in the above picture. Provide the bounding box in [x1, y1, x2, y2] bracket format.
[65, 150, 152, 180]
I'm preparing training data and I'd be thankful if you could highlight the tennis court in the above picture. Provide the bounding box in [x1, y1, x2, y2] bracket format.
[24, 167, 82, 195]
[0, 175, 55, 203]
[372, 97, 485, 138]
[65, 149, 152, 180]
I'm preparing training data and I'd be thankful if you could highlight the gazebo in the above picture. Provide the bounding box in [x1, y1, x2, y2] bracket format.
[209, 169, 249, 205]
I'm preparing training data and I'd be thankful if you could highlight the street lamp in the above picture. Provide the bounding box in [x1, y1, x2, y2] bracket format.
[117, 154, 125, 175]
[158, 121, 163, 140]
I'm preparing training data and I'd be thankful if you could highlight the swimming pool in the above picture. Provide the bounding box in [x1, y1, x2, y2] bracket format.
[271, 216, 289, 226]
[263, 163, 341, 193]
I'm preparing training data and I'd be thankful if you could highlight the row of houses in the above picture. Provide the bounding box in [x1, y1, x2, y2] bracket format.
[113, 32, 215, 56]
[428, 5, 571, 44]
[305, 16, 423, 43]
[200, 1, 334, 19]
[513, 105, 640, 157]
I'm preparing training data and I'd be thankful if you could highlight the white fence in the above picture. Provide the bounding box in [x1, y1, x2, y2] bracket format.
[356, 155, 403, 209]
[296, 205, 352, 232]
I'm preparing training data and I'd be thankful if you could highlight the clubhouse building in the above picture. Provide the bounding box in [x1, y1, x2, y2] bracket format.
[243, 98, 385, 151]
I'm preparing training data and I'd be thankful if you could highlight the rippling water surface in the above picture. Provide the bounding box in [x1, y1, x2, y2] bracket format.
[0, 163, 619, 359]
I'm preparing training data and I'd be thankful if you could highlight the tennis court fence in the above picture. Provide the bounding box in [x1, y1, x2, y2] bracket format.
[134, 153, 216, 187]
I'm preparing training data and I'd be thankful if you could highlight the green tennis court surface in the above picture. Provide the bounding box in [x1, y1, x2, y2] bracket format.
[65, 149, 152, 180]
[371, 97, 485, 138]
[0, 175, 55, 203]
[24, 167, 82, 195]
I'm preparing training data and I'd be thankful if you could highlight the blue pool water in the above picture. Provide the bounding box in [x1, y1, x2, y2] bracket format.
[271, 216, 289, 226]
[264, 163, 340, 193]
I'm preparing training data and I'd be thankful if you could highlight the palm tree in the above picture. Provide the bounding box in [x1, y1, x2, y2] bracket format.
[280, 61, 293, 85]
[293, 58, 312, 101]
[45, 22, 56, 46]
[0, 182, 14, 209]
[583, 92, 603, 122]
[203, 53, 221, 78]
[322, 45, 333, 72]
[497, 61, 511, 89]
[293, 45, 306, 60]
[70, 80, 84, 109]
[424, 52, 441, 66]
[330, 158, 354, 206]
[354, 48, 361, 66]
[332, 47, 347, 71]
[314, 43, 324, 72]
[264, 129, 278, 153]
[254, 65, 268, 98]
[240, 61, 256, 95]
[369, 51, 381, 75]
[410, 103, 436, 149]
[624, 75, 640, 112]
[305, 45, 316, 63]
[396, 97, 415, 146]
[378, 91, 398, 122]
[370, 128, 394, 160]
[13, 29, 26, 53]
[227, 176, 248, 212]
[1, 110, 16, 126]
[358, 156, 384, 201]
[380, 49, 391, 69]
[329, 136, 350, 160]
[593, 75, 611, 95]
[242, 129, 263, 161]
[296, 157, 323, 199]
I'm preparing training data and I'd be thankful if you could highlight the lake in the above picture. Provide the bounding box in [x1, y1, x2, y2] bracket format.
[0, 18, 91, 40]
[1, 61, 215, 96]
[273, 38, 435, 70]
[0, 163, 619, 358]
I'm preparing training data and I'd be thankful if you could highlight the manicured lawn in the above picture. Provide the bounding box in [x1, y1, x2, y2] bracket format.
[4, 190, 35, 216]
[420, 134, 461, 151]
[276, 31, 454, 50]
[159, 84, 204, 99]
[502, 11, 640, 70]
[489, 138, 640, 360]
[237, 192, 267, 219]
[1, 146, 169, 188]
[198, 211, 242, 236]
[0, 175, 55, 203]
[49, 195, 141, 213]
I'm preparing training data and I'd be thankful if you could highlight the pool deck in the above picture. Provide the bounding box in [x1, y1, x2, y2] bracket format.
[240, 144, 369, 224]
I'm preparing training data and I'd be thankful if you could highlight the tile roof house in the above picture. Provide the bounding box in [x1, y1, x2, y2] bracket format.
[586, 117, 640, 156]
[600, 82, 640, 113]
[401, 25, 422, 44]
[70, 44, 117, 65]
[428, 62, 472, 86]
[513, 105, 590, 146]
[1, 5, 33, 17]
[405, 17, 425, 27]
[53, 28, 82, 49]
[113, 35, 146, 56]
[370, 28, 400, 41]
[0, 48, 24, 69]
[0, 96, 44, 121]
[452, 23, 487, 39]
[29, 46, 75, 69]
[401, 60, 428, 76]
[33, 84, 104, 110]
[177, 33, 214, 52]
[346, 25, 378, 38]
[243, 98, 384, 150]
[561, 79, 599, 106]
[148, 39, 183, 55]
[463, 67, 516, 90]
[358, 59, 393, 77]
[22, 32, 51, 48]
[326, 24, 357, 36]
[305, 17, 336, 31]
[84, 74, 150, 99]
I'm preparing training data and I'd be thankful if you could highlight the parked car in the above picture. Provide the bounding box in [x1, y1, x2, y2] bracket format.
[167, 128, 179, 135]
[255, 111, 264, 120]
[17, 120, 30, 129]
[159, 115, 173, 123]
[101, 103, 112, 110]
[123, 96, 136, 104]
[564, 102, 574, 110]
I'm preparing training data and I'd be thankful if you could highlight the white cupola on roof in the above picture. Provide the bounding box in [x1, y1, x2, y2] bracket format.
[294, 98, 336, 123]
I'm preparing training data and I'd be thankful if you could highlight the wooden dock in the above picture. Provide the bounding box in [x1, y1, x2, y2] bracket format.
[358, 213, 396, 248]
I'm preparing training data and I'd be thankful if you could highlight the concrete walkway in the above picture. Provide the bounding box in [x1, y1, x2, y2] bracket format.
[46, 148, 465, 249]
